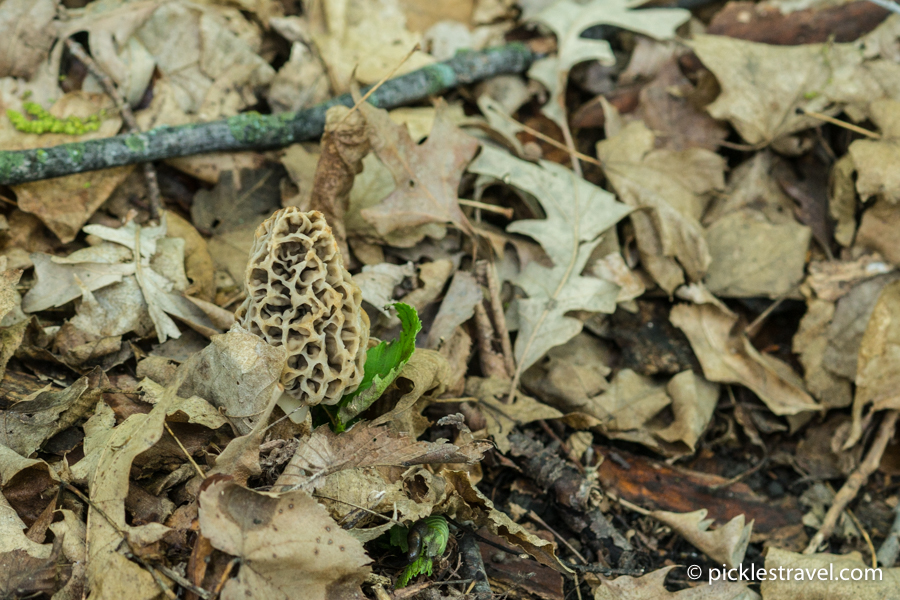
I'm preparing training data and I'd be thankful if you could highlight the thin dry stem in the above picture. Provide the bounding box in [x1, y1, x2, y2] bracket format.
[805, 410, 899, 553]
[477, 260, 515, 377]
[65, 38, 162, 219]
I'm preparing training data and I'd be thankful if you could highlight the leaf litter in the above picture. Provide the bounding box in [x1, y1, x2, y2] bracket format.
[4, 0, 900, 599]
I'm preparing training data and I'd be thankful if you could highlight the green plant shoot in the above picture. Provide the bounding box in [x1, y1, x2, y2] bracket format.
[392, 515, 450, 588]
[333, 302, 421, 430]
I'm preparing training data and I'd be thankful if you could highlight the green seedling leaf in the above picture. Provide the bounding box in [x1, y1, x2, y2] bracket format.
[395, 516, 450, 589]
[336, 302, 421, 429]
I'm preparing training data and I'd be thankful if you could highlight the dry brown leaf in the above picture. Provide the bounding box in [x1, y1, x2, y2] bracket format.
[308, 106, 370, 259]
[0, 0, 57, 79]
[856, 198, 900, 267]
[761, 548, 900, 599]
[650, 509, 752, 569]
[830, 154, 858, 248]
[199, 480, 371, 600]
[656, 370, 720, 453]
[426, 270, 483, 349]
[847, 279, 900, 447]
[275, 419, 491, 492]
[402, 259, 455, 312]
[691, 26, 900, 146]
[520, 333, 612, 414]
[355, 262, 416, 322]
[191, 168, 282, 236]
[268, 42, 331, 113]
[465, 376, 564, 453]
[849, 98, 900, 203]
[176, 326, 286, 435]
[359, 101, 478, 246]
[598, 120, 724, 293]
[792, 299, 853, 410]
[309, 0, 433, 93]
[0, 372, 101, 457]
[593, 565, 759, 600]
[807, 255, 895, 303]
[670, 303, 819, 416]
[2, 92, 129, 243]
[0, 447, 54, 559]
[704, 210, 811, 298]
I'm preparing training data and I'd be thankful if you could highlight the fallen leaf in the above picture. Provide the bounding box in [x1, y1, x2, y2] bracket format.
[792, 299, 853, 410]
[2, 92, 129, 243]
[191, 168, 283, 236]
[528, 0, 689, 126]
[761, 547, 900, 599]
[359, 101, 479, 245]
[275, 419, 490, 492]
[670, 303, 819, 416]
[656, 370, 720, 453]
[849, 98, 900, 203]
[426, 271, 483, 349]
[691, 27, 900, 145]
[0, 0, 56, 79]
[199, 480, 371, 600]
[268, 41, 331, 113]
[521, 333, 612, 413]
[847, 279, 900, 447]
[468, 145, 631, 372]
[466, 376, 564, 453]
[0, 538, 68, 598]
[598, 120, 725, 293]
[650, 509, 752, 569]
[806, 255, 895, 302]
[593, 565, 759, 600]
[308, 106, 370, 259]
[308, 0, 433, 93]
[704, 210, 811, 298]
[177, 325, 287, 435]
[856, 199, 900, 267]
[355, 262, 416, 320]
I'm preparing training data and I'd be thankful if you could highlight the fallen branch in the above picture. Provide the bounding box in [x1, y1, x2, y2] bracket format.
[0, 43, 536, 186]
[804, 410, 899, 554]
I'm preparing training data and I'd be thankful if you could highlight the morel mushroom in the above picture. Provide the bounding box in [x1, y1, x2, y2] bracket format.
[235, 208, 369, 406]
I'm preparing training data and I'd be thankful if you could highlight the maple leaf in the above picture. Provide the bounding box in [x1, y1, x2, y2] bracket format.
[359, 101, 479, 246]
[528, 0, 690, 125]
[468, 146, 631, 374]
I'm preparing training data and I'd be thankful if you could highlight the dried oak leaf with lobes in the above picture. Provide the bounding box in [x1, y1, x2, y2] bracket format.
[235, 208, 369, 406]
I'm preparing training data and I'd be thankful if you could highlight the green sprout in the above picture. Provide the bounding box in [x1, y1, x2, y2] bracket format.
[391, 516, 450, 588]
[7, 102, 105, 135]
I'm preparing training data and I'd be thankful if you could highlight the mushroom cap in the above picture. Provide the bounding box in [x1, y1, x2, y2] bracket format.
[235, 208, 369, 406]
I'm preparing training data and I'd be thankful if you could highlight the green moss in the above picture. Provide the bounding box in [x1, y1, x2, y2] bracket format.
[6, 102, 105, 135]
[0, 152, 27, 181]
[35, 149, 48, 164]
[124, 134, 147, 152]
[65, 143, 86, 163]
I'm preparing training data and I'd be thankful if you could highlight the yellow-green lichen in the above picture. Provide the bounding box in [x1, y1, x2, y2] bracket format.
[6, 102, 105, 135]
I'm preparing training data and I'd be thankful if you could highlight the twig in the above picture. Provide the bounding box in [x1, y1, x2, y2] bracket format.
[0, 44, 536, 185]
[343, 44, 421, 121]
[63, 484, 177, 599]
[459, 199, 514, 218]
[164, 422, 206, 479]
[64, 38, 162, 219]
[561, 560, 644, 577]
[493, 109, 602, 167]
[796, 107, 881, 139]
[706, 451, 769, 491]
[804, 410, 899, 553]
[474, 301, 511, 379]
[845, 506, 878, 567]
[528, 510, 588, 564]
[458, 532, 492, 600]
[476, 260, 515, 377]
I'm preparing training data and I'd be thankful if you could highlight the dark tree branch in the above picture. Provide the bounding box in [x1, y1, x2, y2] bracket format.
[0, 44, 535, 186]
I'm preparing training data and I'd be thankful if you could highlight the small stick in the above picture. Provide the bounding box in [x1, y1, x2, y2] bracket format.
[458, 199, 514, 218]
[458, 532, 492, 600]
[473, 301, 511, 379]
[494, 109, 602, 167]
[342, 44, 421, 122]
[528, 510, 588, 564]
[65, 39, 162, 219]
[476, 261, 515, 377]
[796, 107, 881, 139]
[212, 558, 239, 596]
[164, 422, 206, 479]
[805, 410, 899, 553]
[845, 506, 878, 567]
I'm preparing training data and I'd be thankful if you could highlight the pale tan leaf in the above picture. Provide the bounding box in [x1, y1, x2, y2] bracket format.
[650, 509, 752, 569]
[593, 565, 759, 600]
[670, 303, 819, 416]
[199, 480, 371, 600]
[761, 548, 900, 599]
